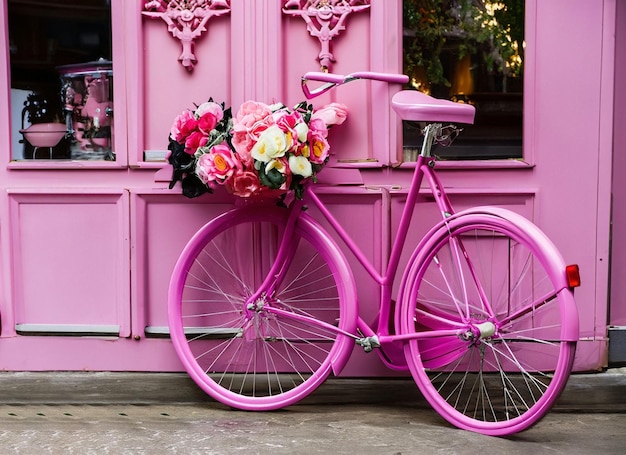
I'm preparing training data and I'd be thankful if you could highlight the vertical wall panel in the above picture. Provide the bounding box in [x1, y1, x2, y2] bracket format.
[141, 6, 232, 155]
[8, 190, 130, 335]
[131, 191, 235, 335]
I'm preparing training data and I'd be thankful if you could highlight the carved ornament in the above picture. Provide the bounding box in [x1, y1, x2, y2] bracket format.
[143, 0, 231, 72]
[283, 0, 371, 71]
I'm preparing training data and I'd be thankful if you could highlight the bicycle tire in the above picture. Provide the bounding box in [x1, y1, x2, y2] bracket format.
[399, 209, 578, 436]
[168, 205, 357, 410]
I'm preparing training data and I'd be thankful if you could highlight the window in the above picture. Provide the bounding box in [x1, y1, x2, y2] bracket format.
[402, 0, 524, 160]
[8, 0, 113, 161]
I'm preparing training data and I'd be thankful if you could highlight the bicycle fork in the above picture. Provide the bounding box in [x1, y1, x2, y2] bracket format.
[242, 198, 306, 320]
[240, 199, 363, 351]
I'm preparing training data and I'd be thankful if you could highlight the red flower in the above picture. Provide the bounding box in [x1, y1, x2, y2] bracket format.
[170, 109, 197, 143]
[184, 130, 208, 155]
[228, 170, 262, 197]
[197, 112, 218, 134]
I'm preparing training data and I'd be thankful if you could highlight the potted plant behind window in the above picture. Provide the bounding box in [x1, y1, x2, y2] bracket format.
[403, 0, 524, 96]
[402, 0, 525, 160]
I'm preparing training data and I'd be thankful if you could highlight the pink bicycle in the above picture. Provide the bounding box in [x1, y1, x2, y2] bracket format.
[167, 71, 581, 436]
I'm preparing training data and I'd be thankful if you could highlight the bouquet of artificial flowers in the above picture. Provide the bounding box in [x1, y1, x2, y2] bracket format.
[167, 98, 347, 200]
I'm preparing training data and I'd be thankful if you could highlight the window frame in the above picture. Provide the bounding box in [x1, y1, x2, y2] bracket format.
[397, 0, 534, 169]
[2, 0, 129, 170]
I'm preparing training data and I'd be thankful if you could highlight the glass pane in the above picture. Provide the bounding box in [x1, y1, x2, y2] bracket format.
[402, 0, 524, 160]
[8, 0, 113, 161]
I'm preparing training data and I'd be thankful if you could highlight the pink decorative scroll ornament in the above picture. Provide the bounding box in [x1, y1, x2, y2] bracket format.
[143, 0, 231, 72]
[283, 0, 370, 71]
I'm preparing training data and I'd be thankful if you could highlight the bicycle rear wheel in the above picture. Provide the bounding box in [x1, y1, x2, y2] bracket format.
[168, 205, 356, 411]
[399, 211, 578, 436]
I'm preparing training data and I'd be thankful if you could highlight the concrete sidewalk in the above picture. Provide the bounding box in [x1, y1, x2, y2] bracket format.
[1, 368, 625, 410]
[0, 369, 624, 454]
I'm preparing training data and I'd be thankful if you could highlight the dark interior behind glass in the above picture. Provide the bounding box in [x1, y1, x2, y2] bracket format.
[402, 0, 524, 160]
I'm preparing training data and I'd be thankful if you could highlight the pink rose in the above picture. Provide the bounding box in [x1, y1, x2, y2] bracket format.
[308, 117, 328, 139]
[227, 169, 262, 197]
[184, 130, 208, 155]
[233, 121, 273, 166]
[233, 101, 273, 131]
[196, 143, 239, 184]
[232, 101, 275, 164]
[311, 103, 348, 127]
[196, 101, 223, 133]
[308, 130, 330, 164]
[195, 101, 224, 122]
[273, 109, 302, 134]
[170, 109, 197, 142]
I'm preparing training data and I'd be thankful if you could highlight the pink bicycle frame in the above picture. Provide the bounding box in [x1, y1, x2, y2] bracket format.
[256, 71, 578, 372]
[244, 72, 468, 369]
[250, 151, 462, 371]
[302, 150, 458, 369]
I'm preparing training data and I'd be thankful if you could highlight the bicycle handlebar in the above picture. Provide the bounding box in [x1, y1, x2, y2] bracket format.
[301, 71, 409, 99]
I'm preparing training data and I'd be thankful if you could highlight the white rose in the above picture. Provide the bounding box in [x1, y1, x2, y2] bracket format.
[251, 125, 289, 163]
[295, 122, 309, 142]
[266, 159, 287, 174]
[289, 155, 313, 178]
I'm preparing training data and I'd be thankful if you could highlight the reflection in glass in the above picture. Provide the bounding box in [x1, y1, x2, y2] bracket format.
[402, 0, 525, 160]
[8, 0, 112, 161]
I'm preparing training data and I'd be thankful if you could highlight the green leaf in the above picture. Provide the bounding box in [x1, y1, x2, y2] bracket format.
[259, 166, 286, 190]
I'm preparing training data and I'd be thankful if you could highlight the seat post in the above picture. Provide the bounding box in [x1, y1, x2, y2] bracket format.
[420, 123, 441, 158]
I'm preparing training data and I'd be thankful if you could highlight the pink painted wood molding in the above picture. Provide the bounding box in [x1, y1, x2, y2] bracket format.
[142, 0, 231, 72]
[283, 0, 370, 71]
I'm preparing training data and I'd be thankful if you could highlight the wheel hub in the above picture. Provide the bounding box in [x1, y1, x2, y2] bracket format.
[462, 321, 497, 342]
[475, 321, 496, 338]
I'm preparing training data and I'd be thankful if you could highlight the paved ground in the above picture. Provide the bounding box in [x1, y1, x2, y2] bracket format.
[0, 369, 625, 454]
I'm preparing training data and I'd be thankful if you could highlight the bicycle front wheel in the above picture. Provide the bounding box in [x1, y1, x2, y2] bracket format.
[168, 205, 356, 411]
[399, 211, 577, 436]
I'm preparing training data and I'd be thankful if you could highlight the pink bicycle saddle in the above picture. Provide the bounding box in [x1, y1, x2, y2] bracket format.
[391, 90, 475, 124]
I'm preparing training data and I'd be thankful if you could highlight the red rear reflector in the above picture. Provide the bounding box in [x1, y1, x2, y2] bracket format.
[566, 264, 581, 288]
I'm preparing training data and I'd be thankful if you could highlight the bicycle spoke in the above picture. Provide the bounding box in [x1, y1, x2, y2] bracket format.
[402, 213, 576, 435]
[168, 207, 355, 409]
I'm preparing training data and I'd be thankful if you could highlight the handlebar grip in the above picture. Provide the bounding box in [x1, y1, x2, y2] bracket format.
[348, 72, 410, 84]
[302, 72, 346, 84]
[301, 71, 409, 99]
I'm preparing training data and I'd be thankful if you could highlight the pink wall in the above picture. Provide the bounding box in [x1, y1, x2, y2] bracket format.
[0, 0, 618, 372]
[526, 0, 615, 368]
